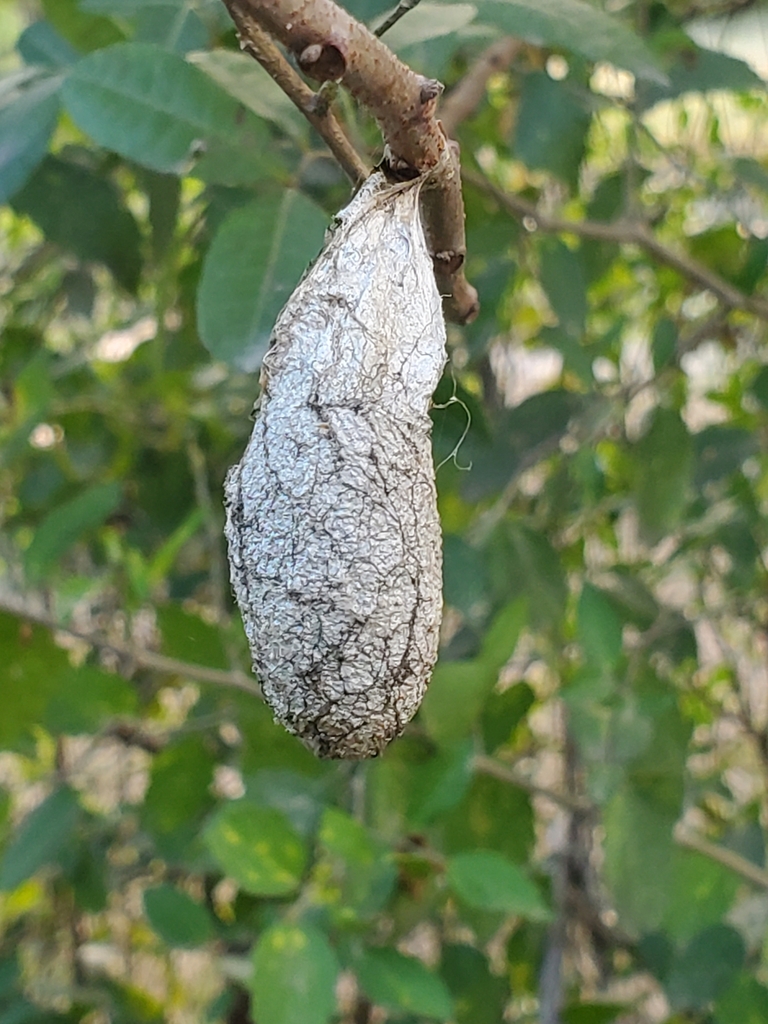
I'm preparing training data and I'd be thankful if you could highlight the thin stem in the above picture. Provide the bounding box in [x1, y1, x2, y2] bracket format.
[0, 595, 262, 698]
[222, 0, 478, 323]
[228, 7, 368, 185]
[676, 828, 768, 890]
[476, 754, 768, 891]
[466, 170, 768, 322]
[373, 0, 423, 38]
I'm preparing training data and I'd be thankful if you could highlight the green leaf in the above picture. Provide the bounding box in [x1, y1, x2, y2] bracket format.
[62, 43, 277, 184]
[443, 773, 534, 864]
[0, 788, 81, 891]
[0, 75, 61, 204]
[42, 0, 124, 51]
[318, 807, 396, 918]
[422, 602, 526, 747]
[603, 787, 675, 934]
[13, 155, 143, 292]
[17, 21, 79, 69]
[245, 770, 324, 837]
[515, 72, 591, 190]
[188, 49, 309, 142]
[319, 807, 378, 865]
[562, 1004, 625, 1024]
[157, 604, 229, 670]
[505, 524, 567, 629]
[408, 740, 474, 825]
[639, 42, 764, 109]
[479, 598, 527, 674]
[662, 848, 739, 944]
[472, 0, 665, 82]
[693, 426, 756, 489]
[539, 240, 587, 338]
[667, 925, 745, 1010]
[357, 948, 454, 1021]
[447, 851, 549, 918]
[632, 408, 693, 542]
[716, 976, 768, 1024]
[0, 613, 67, 752]
[44, 665, 137, 734]
[143, 884, 215, 947]
[204, 802, 307, 896]
[421, 660, 495, 746]
[577, 583, 623, 669]
[81, 0, 182, 12]
[442, 535, 489, 619]
[481, 682, 534, 753]
[141, 735, 215, 854]
[197, 190, 328, 369]
[134, 7, 209, 55]
[440, 945, 508, 1024]
[0, 957, 19, 1000]
[250, 923, 338, 1024]
[381, 2, 477, 47]
[652, 317, 677, 371]
[750, 364, 768, 409]
[68, 844, 108, 912]
[24, 481, 122, 579]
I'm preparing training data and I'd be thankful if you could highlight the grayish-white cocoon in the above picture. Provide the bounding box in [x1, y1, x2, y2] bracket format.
[225, 172, 446, 759]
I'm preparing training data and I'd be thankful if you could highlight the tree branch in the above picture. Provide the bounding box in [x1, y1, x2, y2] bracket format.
[676, 828, 768, 890]
[230, 9, 368, 185]
[439, 37, 521, 138]
[477, 754, 768, 891]
[373, 0, 424, 38]
[0, 594, 262, 698]
[466, 170, 768, 322]
[222, 0, 479, 324]
[474, 754, 592, 814]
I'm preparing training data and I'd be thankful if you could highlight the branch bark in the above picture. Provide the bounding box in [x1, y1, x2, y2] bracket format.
[222, 0, 479, 324]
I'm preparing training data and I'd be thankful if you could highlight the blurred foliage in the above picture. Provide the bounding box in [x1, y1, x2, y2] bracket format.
[0, 0, 767, 1022]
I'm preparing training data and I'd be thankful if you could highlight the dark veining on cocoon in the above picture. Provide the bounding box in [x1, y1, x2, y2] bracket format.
[225, 173, 446, 759]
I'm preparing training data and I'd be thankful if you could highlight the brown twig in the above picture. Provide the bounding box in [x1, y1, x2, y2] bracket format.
[222, 0, 478, 324]
[473, 754, 592, 814]
[466, 170, 768, 322]
[439, 37, 521, 138]
[373, 0, 424, 38]
[676, 828, 768, 889]
[0, 594, 262, 697]
[476, 754, 768, 891]
[231, 12, 368, 185]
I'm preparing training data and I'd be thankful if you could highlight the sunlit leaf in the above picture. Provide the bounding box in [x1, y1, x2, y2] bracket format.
[204, 802, 307, 896]
[62, 43, 278, 184]
[251, 923, 338, 1024]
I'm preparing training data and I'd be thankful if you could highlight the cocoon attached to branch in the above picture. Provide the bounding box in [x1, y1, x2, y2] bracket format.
[225, 173, 446, 759]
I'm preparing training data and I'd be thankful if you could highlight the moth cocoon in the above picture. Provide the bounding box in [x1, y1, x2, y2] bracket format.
[225, 172, 446, 759]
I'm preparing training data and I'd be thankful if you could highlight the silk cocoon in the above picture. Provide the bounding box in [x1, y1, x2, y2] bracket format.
[225, 172, 446, 758]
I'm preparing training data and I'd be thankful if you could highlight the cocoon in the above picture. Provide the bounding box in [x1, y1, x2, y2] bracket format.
[225, 172, 446, 758]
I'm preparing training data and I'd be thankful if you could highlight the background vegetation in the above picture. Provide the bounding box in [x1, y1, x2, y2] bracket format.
[1, 0, 768, 1021]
